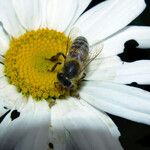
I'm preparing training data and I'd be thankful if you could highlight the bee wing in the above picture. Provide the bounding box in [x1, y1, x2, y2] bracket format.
[67, 27, 81, 40]
[81, 42, 103, 72]
[65, 27, 81, 55]
[89, 43, 103, 61]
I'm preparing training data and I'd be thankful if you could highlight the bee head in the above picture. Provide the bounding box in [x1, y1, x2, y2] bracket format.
[57, 73, 71, 88]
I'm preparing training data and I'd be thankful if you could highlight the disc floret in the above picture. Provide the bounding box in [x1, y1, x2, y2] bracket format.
[4, 29, 71, 102]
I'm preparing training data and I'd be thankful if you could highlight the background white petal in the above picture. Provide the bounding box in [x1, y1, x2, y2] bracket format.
[0, 86, 27, 111]
[0, 62, 4, 78]
[113, 60, 150, 84]
[0, 26, 10, 55]
[12, 0, 42, 30]
[101, 26, 150, 58]
[85, 56, 123, 81]
[0, 97, 50, 150]
[86, 57, 150, 85]
[66, 0, 92, 32]
[0, 76, 12, 91]
[46, 0, 78, 31]
[74, 0, 146, 45]
[0, 76, 27, 122]
[0, 0, 25, 37]
[38, 0, 48, 28]
[80, 81, 150, 125]
[49, 100, 67, 150]
[50, 98, 123, 150]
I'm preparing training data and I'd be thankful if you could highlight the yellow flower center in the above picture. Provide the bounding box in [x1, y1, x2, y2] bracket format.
[4, 29, 71, 103]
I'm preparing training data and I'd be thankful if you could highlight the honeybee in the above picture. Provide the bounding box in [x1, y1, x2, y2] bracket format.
[50, 30, 102, 97]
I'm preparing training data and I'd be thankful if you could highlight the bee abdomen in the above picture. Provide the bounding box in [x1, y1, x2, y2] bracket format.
[71, 36, 89, 50]
[69, 36, 89, 62]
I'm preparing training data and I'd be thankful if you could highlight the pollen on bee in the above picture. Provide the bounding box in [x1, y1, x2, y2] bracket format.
[4, 29, 71, 103]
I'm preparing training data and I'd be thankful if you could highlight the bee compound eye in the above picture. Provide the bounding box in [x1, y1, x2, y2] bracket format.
[57, 73, 71, 87]
[57, 73, 64, 80]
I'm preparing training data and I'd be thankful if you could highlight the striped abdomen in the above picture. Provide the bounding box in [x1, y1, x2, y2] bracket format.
[68, 36, 89, 62]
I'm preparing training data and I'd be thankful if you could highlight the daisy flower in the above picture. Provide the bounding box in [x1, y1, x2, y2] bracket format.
[0, 0, 150, 149]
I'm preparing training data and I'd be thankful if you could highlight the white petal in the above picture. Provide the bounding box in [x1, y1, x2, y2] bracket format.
[80, 81, 150, 125]
[0, 97, 50, 150]
[0, 0, 25, 37]
[0, 76, 11, 90]
[0, 76, 27, 118]
[49, 100, 67, 150]
[39, 0, 48, 28]
[50, 98, 123, 150]
[46, 0, 78, 31]
[65, 0, 92, 32]
[12, 0, 42, 30]
[101, 26, 150, 58]
[0, 63, 4, 78]
[113, 60, 150, 84]
[0, 107, 10, 122]
[86, 57, 150, 85]
[0, 78, 10, 117]
[0, 26, 10, 54]
[85, 56, 123, 81]
[74, 0, 146, 45]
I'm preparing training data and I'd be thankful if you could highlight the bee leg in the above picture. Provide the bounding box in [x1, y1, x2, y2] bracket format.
[74, 93, 80, 99]
[49, 52, 66, 62]
[69, 84, 80, 99]
[54, 82, 63, 92]
[70, 91, 80, 99]
[78, 73, 86, 83]
[50, 62, 62, 72]
[54, 82, 60, 88]
[81, 73, 86, 80]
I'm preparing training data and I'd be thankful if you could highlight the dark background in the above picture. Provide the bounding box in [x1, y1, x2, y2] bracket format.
[85, 0, 150, 150]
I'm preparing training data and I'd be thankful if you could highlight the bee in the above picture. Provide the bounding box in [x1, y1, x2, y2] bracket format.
[50, 30, 102, 97]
